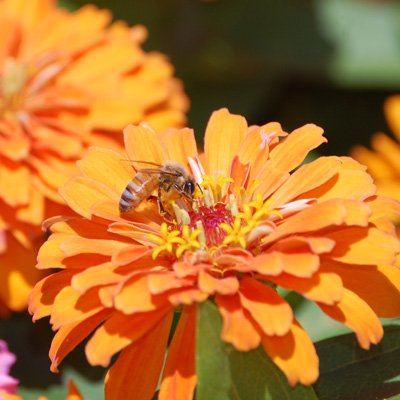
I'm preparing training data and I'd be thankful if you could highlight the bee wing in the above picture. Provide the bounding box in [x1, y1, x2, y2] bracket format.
[120, 159, 164, 168]
[137, 168, 181, 177]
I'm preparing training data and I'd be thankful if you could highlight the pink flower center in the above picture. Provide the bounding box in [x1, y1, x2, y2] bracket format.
[186, 203, 235, 247]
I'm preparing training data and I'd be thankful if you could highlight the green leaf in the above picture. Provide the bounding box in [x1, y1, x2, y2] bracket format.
[315, 0, 400, 88]
[313, 319, 400, 400]
[196, 300, 317, 400]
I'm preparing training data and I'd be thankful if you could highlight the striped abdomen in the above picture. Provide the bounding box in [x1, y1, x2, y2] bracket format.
[119, 172, 159, 213]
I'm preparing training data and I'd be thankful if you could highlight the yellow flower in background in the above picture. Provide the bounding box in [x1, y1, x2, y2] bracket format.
[0, 0, 189, 313]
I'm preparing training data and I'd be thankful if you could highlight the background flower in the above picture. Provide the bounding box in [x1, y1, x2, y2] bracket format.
[0, 339, 18, 395]
[0, 0, 189, 313]
[30, 109, 400, 399]
[351, 95, 400, 228]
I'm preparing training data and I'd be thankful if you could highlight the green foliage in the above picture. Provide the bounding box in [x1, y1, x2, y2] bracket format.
[313, 318, 400, 400]
[196, 300, 318, 400]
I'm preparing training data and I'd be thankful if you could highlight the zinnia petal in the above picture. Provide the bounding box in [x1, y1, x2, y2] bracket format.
[159, 305, 197, 400]
[261, 319, 319, 386]
[104, 311, 173, 400]
[318, 289, 383, 349]
[239, 276, 293, 337]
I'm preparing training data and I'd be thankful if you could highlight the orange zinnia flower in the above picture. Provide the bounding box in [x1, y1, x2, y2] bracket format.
[351, 95, 400, 222]
[29, 109, 400, 398]
[0, 0, 189, 312]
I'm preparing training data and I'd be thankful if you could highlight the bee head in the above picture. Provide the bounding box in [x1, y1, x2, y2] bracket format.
[183, 179, 195, 198]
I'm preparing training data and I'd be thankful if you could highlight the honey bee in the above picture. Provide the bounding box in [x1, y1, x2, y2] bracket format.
[119, 160, 196, 218]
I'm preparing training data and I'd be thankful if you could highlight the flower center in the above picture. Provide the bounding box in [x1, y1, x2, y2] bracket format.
[0, 58, 28, 117]
[148, 174, 283, 261]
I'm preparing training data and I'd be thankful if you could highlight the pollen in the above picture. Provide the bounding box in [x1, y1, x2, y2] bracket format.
[148, 223, 202, 259]
[201, 174, 234, 203]
[148, 223, 182, 259]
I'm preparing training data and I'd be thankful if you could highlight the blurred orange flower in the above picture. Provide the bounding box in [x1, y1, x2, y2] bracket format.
[0, 0, 189, 313]
[351, 95, 400, 222]
[29, 109, 400, 398]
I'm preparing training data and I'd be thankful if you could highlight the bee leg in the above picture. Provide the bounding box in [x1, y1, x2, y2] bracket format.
[157, 183, 174, 221]
[172, 184, 192, 200]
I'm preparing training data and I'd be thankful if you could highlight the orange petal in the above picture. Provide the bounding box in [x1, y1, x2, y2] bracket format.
[159, 305, 197, 400]
[279, 252, 320, 278]
[384, 95, 400, 142]
[271, 156, 341, 206]
[264, 200, 347, 245]
[104, 311, 173, 399]
[367, 195, 400, 221]
[121, 74, 168, 109]
[0, 135, 30, 161]
[322, 260, 400, 318]
[4, 0, 55, 32]
[31, 126, 83, 158]
[338, 199, 372, 226]
[50, 286, 104, 330]
[159, 127, 198, 168]
[324, 226, 400, 265]
[77, 146, 134, 197]
[49, 308, 113, 373]
[168, 288, 209, 306]
[250, 252, 284, 275]
[215, 293, 261, 351]
[228, 155, 249, 192]
[36, 233, 72, 270]
[0, 162, 30, 206]
[269, 124, 326, 172]
[144, 109, 188, 134]
[318, 289, 383, 349]
[148, 272, 193, 295]
[113, 273, 169, 314]
[299, 157, 376, 202]
[29, 269, 76, 321]
[204, 108, 247, 181]
[350, 145, 395, 181]
[123, 123, 168, 165]
[371, 132, 400, 174]
[86, 307, 172, 367]
[239, 123, 282, 168]
[269, 236, 335, 255]
[90, 199, 132, 224]
[0, 233, 44, 311]
[60, 237, 127, 257]
[29, 154, 77, 191]
[269, 270, 343, 305]
[71, 262, 125, 294]
[59, 42, 144, 84]
[261, 319, 319, 386]
[239, 276, 293, 336]
[253, 160, 290, 199]
[15, 184, 44, 225]
[59, 176, 119, 219]
[88, 97, 143, 131]
[112, 245, 153, 266]
[66, 379, 84, 400]
[198, 270, 239, 295]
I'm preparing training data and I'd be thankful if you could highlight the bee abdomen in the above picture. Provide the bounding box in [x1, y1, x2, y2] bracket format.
[119, 173, 156, 213]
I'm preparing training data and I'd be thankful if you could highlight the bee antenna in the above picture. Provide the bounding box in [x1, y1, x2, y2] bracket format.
[197, 184, 203, 194]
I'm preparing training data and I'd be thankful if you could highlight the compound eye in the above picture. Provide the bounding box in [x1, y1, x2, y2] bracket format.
[185, 181, 195, 195]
